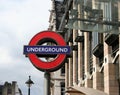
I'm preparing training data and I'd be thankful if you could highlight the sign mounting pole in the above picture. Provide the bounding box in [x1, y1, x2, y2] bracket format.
[44, 71, 50, 95]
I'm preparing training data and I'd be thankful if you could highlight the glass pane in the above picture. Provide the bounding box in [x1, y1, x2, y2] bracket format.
[66, 0, 120, 34]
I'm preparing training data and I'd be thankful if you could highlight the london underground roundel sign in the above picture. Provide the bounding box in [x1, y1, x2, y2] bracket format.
[24, 31, 71, 72]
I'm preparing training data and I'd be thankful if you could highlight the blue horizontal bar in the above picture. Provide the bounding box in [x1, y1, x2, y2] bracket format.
[24, 46, 71, 54]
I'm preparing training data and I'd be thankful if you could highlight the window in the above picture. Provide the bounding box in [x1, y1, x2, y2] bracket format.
[76, 49, 78, 84]
[82, 42, 85, 80]
[103, 2, 112, 31]
[89, 33, 93, 74]
[103, 1, 118, 33]
[92, 32, 103, 49]
[89, 57, 93, 74]
[7, 88, 12, 94]
[92, 32, 103, 67]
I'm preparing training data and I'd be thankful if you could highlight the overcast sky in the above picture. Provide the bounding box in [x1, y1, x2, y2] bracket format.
[0, 0, 51, 95]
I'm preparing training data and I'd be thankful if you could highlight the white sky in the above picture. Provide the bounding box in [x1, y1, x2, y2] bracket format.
[0, 0, 51, 95]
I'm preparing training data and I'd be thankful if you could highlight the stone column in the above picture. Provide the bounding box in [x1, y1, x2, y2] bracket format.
[68, 42, 73, 87]
[77, 0, 84, 87]
[104, 41, 119, 95]
[72, 0, 78, 86]
[73, 30, 78, 86]
[93, 55, 104, 91]
[84, 32, 92, 87]
[78, 41, 83, 86]
[65, 61, 69, 89]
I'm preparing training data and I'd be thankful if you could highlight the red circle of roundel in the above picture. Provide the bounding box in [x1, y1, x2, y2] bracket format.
[28, 31, 66, 71]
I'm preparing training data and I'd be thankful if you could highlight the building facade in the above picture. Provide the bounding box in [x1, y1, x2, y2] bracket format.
[0, 81, 22, 95]
[49, 0, 120, 95]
